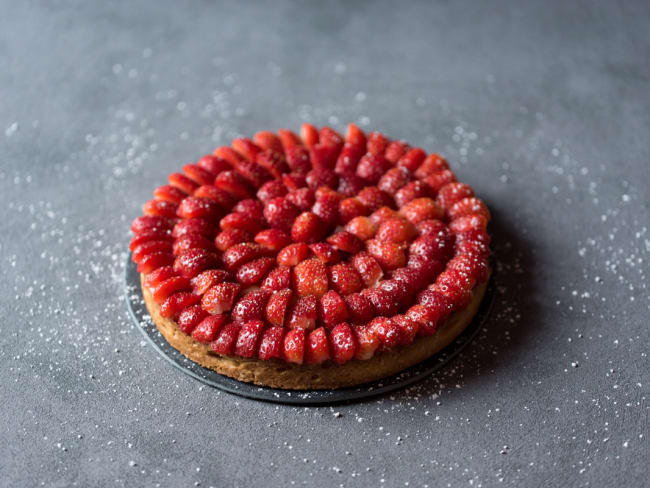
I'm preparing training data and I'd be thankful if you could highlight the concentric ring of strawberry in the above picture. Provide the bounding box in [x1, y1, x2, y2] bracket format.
[131, 123, 491, 366]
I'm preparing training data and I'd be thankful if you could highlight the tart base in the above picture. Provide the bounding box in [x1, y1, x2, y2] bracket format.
[141, 275, 488, 390]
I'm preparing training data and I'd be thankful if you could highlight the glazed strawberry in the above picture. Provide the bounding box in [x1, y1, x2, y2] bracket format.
[215, 228, 252, 252]
[202, 283, 241, 314]
[177, 197, 223, 221]
[407, 254, 446, 282]
[154, 184, 187, 205]
[366, 131, 389, 155]
[131, 215, 173, 234]
[232, 138, 262, 162]
[449, 253, 490, 283]
[291, 212, 325, 243]
[357, 187, 394, 212]
[409, 233, 454, 262]
[233, 199, 265, 221]
[285, 187, 316, 211]
[255, 150, 289, 178]
[329, 323, 357, 365]
[300, 123, 319, 147]
[261, 265, 291, 290]
[173, 249, 220, 278]
[413, 153, 449, 178]
[395, 181, 432, 207]
[449, 197, 491, 221]
[391, 315, 419, 345]
[173, 233, 215, 256]
[436, 182, 475, 209]
[344, 216, 377, 241]
[319, 126, 344, 150]
[351, 251, 384, 287]
[191, 314, 228, 343]
[168, 172, 199, 195]
[197, 154, 231, 175]
[455, 228, 491, 245]
[449, 214, 489, 235]
[432, 281, 471, 311]
[160, 292, 201, 319]
[305, 327, 331, 365]
[133, 240, 173, 263]
[335, 143, 364, 175]
[277, 242, 309, 267]
[356, 154, 392, 184]
[177, 304, 209, 334]
[264, 197, 300, 232]
[214, 170, 254, 199]
[369, 206, 401, 226]
[417, 288, 453, 322]
[368, 317, 402, 351]
[253, 130, 284, 154]
[236, 257, 276, 285]
[377, 166, 412, 194]
[384, 140, 410, 163]
[314, 185, 341, 201]
[455, 239, 491, 259]
[377, 278, 410, 302]
[309, 243, 341, 264]
[327, 231, 363, 254]
[344, 293, 374, 324]
[255, 229, 291, 251]
[152, 276, 191, 303]
[283, 328, 306, 364]
[306, 168, 338, 190]
[222, 242, 264, 271]
[257, 180, 288, 203]
[214, 146, 244, 166]
[278, 128, 303, 150]
[210, 323, 241, 355]
[137, 252, 175, 273]
[282, 172, 307, 190]
[406, 304, 440, 336]
[318, 290, 349, 328]
[361, 287, 400, 316]
[144, 265, 177, 289]
[353, 325, 380, 360]
[416, 218, 447, 237]
[423, 169, 457, 192]
[193, 185, 237, 210]
[375, 218, 416, 243]
[328, 263, 363, 296]
[396, 147, 426, 172]
[437, 268, 475, 292]
[310, 144, 341, 171]
[234, 320, 265, 358]
[182, 163, 215, 186]
[337, 174, 366, 197]
[293, 259, 328, 297]
[399, 197, 445, 224]
[234, 159, 272, 188]
[173, 218, 217, 239]
[265, 288, 293, 326]
[285, 146, 311, 174]
[143, 199, 179, 219]
[312, 193, 340, 228]
[345, 123, 366, 147]
[287, 296, 318, 330]
[365, 239, 406, 271]
[389, 267, 426, 295]
[257, 326, 285, 360]
[190, 269, 234, 295]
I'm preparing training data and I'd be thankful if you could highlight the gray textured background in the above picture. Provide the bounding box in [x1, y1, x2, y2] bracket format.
[1, 1, 648, 487]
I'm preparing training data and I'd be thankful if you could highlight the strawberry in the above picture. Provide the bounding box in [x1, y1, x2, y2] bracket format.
[395, 180, 432, 208]
[282, 172, 307, 190]
[344, 216, 377, 241]
[168, 172, 199, 195]
[377, 278, 410, 302]
[448, 197, 491, 221]
[173, 249, 220, 278]
[327, 231, 363, 254]
[396, 147, 426, 172]
[399, 197, 445, 224]
[201, 282, 241, 314]
[131, 215, 173, 234]
[182, 163, 215, 186]
[417, 288, 453, 322]
[366, 131, 389, 155]
[375, 218, 416, 243]
[449, 214, 488, 235]
[368, 317, 402, 351]
[423, 169, 457, 192]
[318, 290, 349, 328]
[319, 126, 344, 151]
[197, 154, 231, 175]
[337, 196, 367, 225]
[215, 228, 252, 252]
[276, 242, 309, 267]
[351, 251, 384, 287]
[361, 287, 400, 316]
[223, 242, 264, 271]
[369, 206, 401, 226]
[328, 263, 363, 296]
[449, 253, 490, 284]
[437, 268, 475, 292]
[213, 146, 244, 166]
[160, 292, 201, 319]
[265, 288, 293, 326]
[133, 240, 173, 263]
[377, 166, 412, 194]
[293, 259, 328, 297]
[261, 265, 291, 290]
[177, 304, 209, 334]
[356, 154, 392, 184]
[152, 276, 192, 303]
[232, 199, 265, 221]
[191, 314, 228, 343]
[389, 267, 426, 295]
[305, 327, 331, 365]
[253, 131, 284, 154]
[236, 257, 276, 285]
[306, 168, 338, 190]
[137, 252, 175, 273]
[177, 197, 222, 221]
[337, 174, 367, 197]
[193, 185, 236, 210]
[353, 325, 380, 359]
[432, 281, 471, 311]
[283, 328, 306, 364]
[455, 239, 491, 259]
[384, 140, 410, 163]
[285, 146, 311, 174]
[210, 323, 241, 355]
[264, 197, 300, 232]
[234, 320, 265, 358]
[455, 228, 491, 245]
[234, 159, 272, 188]
[143, 199, 179, 219]
[436, 182, 475, 210]
[154, 184, 187, 205]
[391, 315, 419, 345]
[300, 123, 319, 147]
[256, 149, 289, 178]
[286, 187, 316, 211]
[278, 128, 303, 150]
[291, 212, 325, 243]
[409, 233, 454, 262]
[257, 326, 285, 360]
[335, 143, 364, 175]
[406, 304, 440, 336]
[357, 187, 394, 212]
[255, 229, 291, 251]
[232, 138, 262, 162]
[190, 269, 234, 295]
[257, 180, 288, 203]
[310, 144, 341, 171]
[312, 193, 340, 228]
[287, 296, 318, 330]
[344, 293, 374, 325]
[173, 233, 215, 256]
[407, 254, 446, 282]
[329, 323, 357, 364]
[309, 242, 341, 264]
[416, 219, 447, 237]
[414, 153, 449, 179]
[130, 228, 172, 252]
[365, 239, 406, 271]
[214, 170, 254, 199]
[144, 266, 177, 289]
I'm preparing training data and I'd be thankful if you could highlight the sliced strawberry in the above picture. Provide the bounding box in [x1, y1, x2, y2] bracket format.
[449, 197, 491, 221]
[357, 187, 394, 212]
[129, 228, 172, 251]
[282, 172, 307, 190]
[287, 296, 318, 330]
[214, 170, 254, 199]
[345, 123, 366, 147]
[368, 317, 402, 351]
[285, 146, 311, 174]
[406, 304, 440, 336]
[409, 233, 455, 262]
[384, 140, 410, 163]
[335, 143, 364, 175]
[197, 154, 231, 175]
[283, 328, 306, 364]
[344, 293, 374, 324]
[413, 153, 449, 178]
[417, 288, 453, 322]
[361, 287, 400, 316]
[293, 259, 328, 297]
[182, 163, 215, 186]
[213, 146, 244, 167]
[355, 154, 392, 184]
[337, 174, 367, 198]
[396, 147, 426, 172]
[407, 254, 446, 282]
[234, 320, 265, 358]
[254, 228, 291, 251]
[369, 206, 401, 226]
[173, 233, 215, 256]
[416, 218, 447, 237]
[263, 197, 300, 232]
[137, 252, 175, 273]
[219, 212, 264, 235]
[144, 265, 177, 289]
[190, 269, 234, 295]
[160, 292, 201, 319]
[232, 138, 262, 162]
[291, 212, 325, 243]
[177, 304, 209, 334]
[306, 168, 338, 190]
[353, 325, 380, 360]
[232, 199, 265, 221]
[210, 323, 241, 355]
[255, 149, 289, 178]
[375, 218, 416, 243]
[391, 315, 419, 345]
[131, 215, 173, 234]
[177, 197, 223, 221]
[351, 251, 384, 287]
[214, 228, 252, 252]
[390, 267, 426, 295]
[377, 279, 410, 302]
[310, 144, 341, 171]
[222, 242, 264, 272]
[173, 249, 220, 278]
[257, 326, 285, 360]
[154, 184, 187, 205]
[193, 185, 237, 210]
[153, 276, 192, 303]
[143, 199, 179, 219]
[236, 257, 275, 286]
[172, 218, 216, 239]
[311, 193, 340, 228]
[318, 290, 348, 328]
[399, 197, 445, 224]
[329, 323, 357, 365]
[327, 263, 362, 296]
[168, 172, 199, 195]
[449, 214, 489, 235]
[286, 187, 316, 211]
[395, 181, 432, 208]
[455, 239, 491, 259]
[276, 242, 309, 267]
[133, 240, 173, 263]
[191, 314, 228, 343]
[261, 266, 291, 290]
[257, 179, 288, 203]
[300, 123, 319, 147]
[253, 131, 284, 154]
[327, 231, 363, 254]
[278, 129, 303, 150]
[377, 166, 412, 194]
[366, 131, 389, 155]
[234, 159, 272, 188]
[201, 283, 241, 314]
[265, 288, 293, 326]
[344, 216, 377, 241]
[308, 243, 341, 264]
[305, 327, 331, 365]
[436, 182, 475, 210]
[365, 239, 406, 271]
[423, 169, 457, 192]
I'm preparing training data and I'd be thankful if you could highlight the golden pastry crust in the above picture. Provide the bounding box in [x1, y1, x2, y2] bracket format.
[141, 275, 489, 390]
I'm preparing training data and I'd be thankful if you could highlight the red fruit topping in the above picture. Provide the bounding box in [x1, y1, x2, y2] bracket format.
[254, 229, 291, 251]
[234, 159, 272, 188]
[406, 304, 440, 336]
[173, 218, 216, 239]
[309, 242, 341, 264]
[365, 239, 406, 271]
[366, 131, 389, 155]
[253, 131, 284, 154]
[214, 170, 254, 199]
[177, 197, 222, 221]
[232, 138, 262, 162]
[265, 288, 293, 326]
[312, 193, 340, 228]
[449, 214, 489, 235]
[223, 242, 264, 271]
[262, 265, 291, 290]
[413, 153, 448, 178]
[319, 126, 344, 151]
[378, 278, 410, 302]
[407, 254, 446, 282]
[384, 140, 410, 163]
[153, 276, 191, 303]
[133, 240, 173, 263]
[361, 287, 400, 316]
[345, 293, 374, 324]
[177, 304, 209, 334]
[278, 128, 303, 150]
[438, 268, 475, 292]
[409, 233, 455, 262]
[173, 233, 215, 256]
[215, 228, 252, 252]
[392, 315, 419, 345]
[131, 215, 173, 234]
[201, 282, 241, 314]
[283, 328, 306, 364]
[300, 123, 319, 147]
[160, 292, 201, 319]
[197, 154, 231, 175]
[285, 187, 316, 211]
[191, 314, 228, 343]
[263, 197, 300, 232]
[173, 249, 220, 278]
[327, 231, 363, 254]
[232, 199, 265, 221]
[214, 146, 244, 166]
[277, 242, 309, 267]
[234, 320, 265, 358]
[356, 154, 392, 184]
[309, 144, 341, 171]
[256, 149, 289, 179]
[154, 184, 187, 205]
[335, 143, 364, 175]
[130, 228, 172, 251]
[368, 317, 402, 351]
[257, 326, 285, 360]
[285, 146, 311, 174]
[210, 323, 241, 355]
[375, 218, 416, 243]
[455, 228, 491, 245]
[416, 218, 447, 237]
[449, 254, 490, 283]
[345, 123, 366, 147]
[353, 325, 380, 360]
[144, 266, 177, 289]
[329, 323, 357, 365]
[417, 288, 453, 322]
[306, 168, 338, 190]
[305, 327, 331, 365]
[257, 179, 288, 203]
[345, 216, 377, 241]
[351, 252, 384, 287]
[318, 290, 349, 328]
[455, 239, 491, 259]
[395, 180, 432, 207]
[137, 252, 175, 273]
[291, 211, 325, 243]
[436, 182, 475, 209]
[396, 147, 426, 172]
[390, 267, 426, 295]
[369, 206, 401, 226]
[433, 281, 471, 311]
[328, 263, 363, 296]
[190, 269, 234, 295]
[293, 259, 328, 297]
[182, 163, 215, 186]
[357, 187, 394, 212]
[423, 169, 457, 192]
[377, 166, 412, 194]
[236, 257, 275, 285]
[144, 199, 179, 219]
[282, 172, 307, 190]
[449, 197, 491, 221]
[399, 197, 445, 224]
[337, 174, 367, 197]
[168, 172, 199, 195]
[193, 185, 236, 210]
[287, 296, 318, 330]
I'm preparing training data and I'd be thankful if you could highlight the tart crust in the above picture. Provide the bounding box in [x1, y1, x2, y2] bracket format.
[141, 275, 489, 390]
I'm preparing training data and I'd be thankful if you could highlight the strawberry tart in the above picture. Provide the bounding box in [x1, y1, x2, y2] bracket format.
[130, 124, 491, 390]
